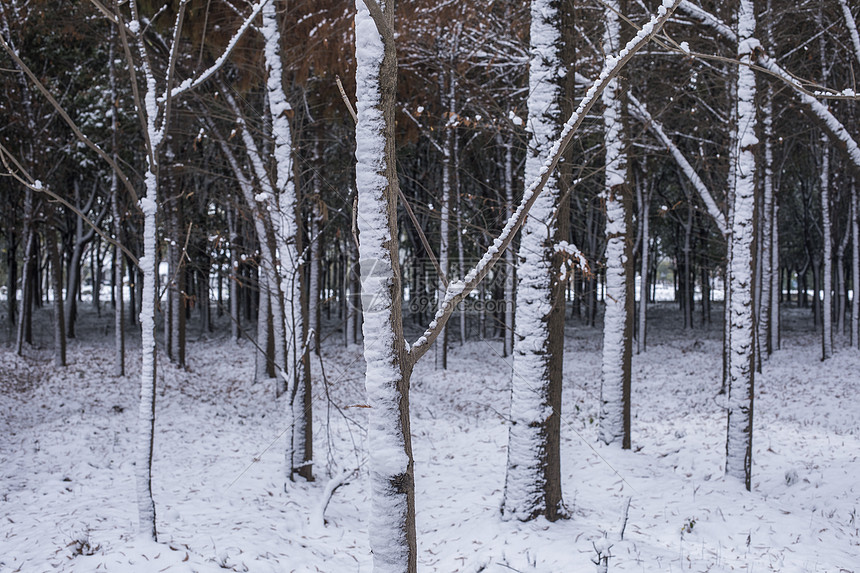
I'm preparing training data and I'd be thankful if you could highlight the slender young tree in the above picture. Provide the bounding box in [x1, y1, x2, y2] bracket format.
[725, 0, 758, 491]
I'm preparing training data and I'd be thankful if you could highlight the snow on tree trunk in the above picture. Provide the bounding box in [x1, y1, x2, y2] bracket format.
[840, 0, 860, 68]
[852, 180, 859, 348]
[820, 141, 832, 359]
[502, 0, 565, 521]
[771, 199, 780, 352]
[436, 70, 452, 369]
[725, 0, 758, 491]
[137, 167, 158, 539]
[354, 0, 417, 569]
[638, 186, 650, 354]
[310, 173, 322, 355]
[260, 1, 311, 481]
[599, 0, 633, 449]
[503, 136, 515, 358]
[760, 86, 774, 356]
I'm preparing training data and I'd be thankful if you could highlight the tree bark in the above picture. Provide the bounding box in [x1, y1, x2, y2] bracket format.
[599, 0, 633, 450]
[354, 1, 416, 568]
[725, 0, 758, 491]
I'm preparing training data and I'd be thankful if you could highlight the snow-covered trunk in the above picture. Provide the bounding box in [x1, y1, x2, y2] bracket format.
[455, 131, 466, 346]
[599, 0, 633, 449]
[137, 165, 159, 539]
[840, 0, 860, 68]
[260, 1, 311, 480]
[501, 133, 515, 358]
[820, 142, 832, 359]
[722, 69, 738, 395]
[354, 0, 417, 568]
[638, 185, 650, 353]
[47, 215, 66, 367]
[310, 179, 322, 355]
[16, 190, 34, 355]
[852, 180, 859, 348]
[502, 0, 565, 521]
[725, 0, 758, 491]
[771, 199, 780, 351]
[436, 73, 452, 370]
[760, 86, 774, 356]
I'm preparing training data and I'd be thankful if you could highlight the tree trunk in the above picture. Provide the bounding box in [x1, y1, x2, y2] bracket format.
[638, 183, 650, 353]
[760, 86, 774, 356]
[47, 219, 66, 367]
[820, 142, 832, 359]
[725, 0, 757, 491]
[16, 190, 34, 355]
[354, 1, 417, 568]
[599, 0, 632, 450]
[501, 134, 515, 357]
[853, 180, 859, 347]
[501, 0, 567, 522]
[256, 271, 272, 381]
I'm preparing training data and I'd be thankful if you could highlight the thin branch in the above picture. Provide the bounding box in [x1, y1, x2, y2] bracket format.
[335, 75, 357, 122]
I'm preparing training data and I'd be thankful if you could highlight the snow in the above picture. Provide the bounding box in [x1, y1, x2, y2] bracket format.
[2, 304, 860, 571]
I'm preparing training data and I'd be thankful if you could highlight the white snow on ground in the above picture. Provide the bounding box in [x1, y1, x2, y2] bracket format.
[1, 303, 859, 572]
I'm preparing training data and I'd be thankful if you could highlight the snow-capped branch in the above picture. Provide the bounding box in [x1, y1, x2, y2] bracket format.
[167, 0, 270, 100]
[407, 0, 684, 365]
[628, 94, 727, 237]
[757, 55, 860, 174]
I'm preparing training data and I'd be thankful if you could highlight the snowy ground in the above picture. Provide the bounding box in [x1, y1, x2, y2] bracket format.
[1, 303, 858, 572]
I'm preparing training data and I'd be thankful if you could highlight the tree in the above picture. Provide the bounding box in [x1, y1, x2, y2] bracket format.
[724, 0, 758, 491]
[599, 0, 634, 450]
[501, 0, 567, 523]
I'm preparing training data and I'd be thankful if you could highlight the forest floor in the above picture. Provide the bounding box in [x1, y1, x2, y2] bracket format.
[0, 302, 858, 572]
